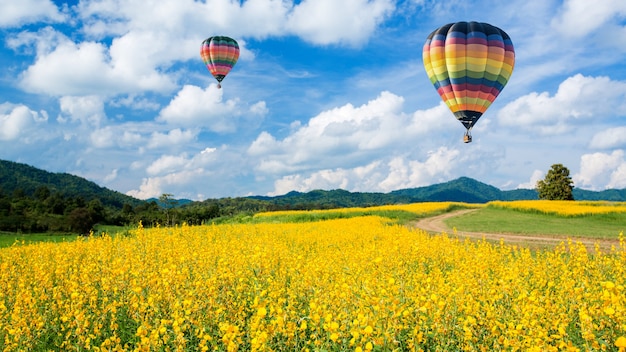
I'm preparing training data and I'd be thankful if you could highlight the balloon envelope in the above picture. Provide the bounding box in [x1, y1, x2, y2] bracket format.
[200, 36, 240, 88]
[423, 22, 515, 132]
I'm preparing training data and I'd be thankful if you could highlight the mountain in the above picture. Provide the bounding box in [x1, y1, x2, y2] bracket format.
[0, 160, 144, 208]
[2, 159, 626, 212]
[390, 176, 504, 202]
[248, 177, 626, 206]
[249, 189, 414, 208]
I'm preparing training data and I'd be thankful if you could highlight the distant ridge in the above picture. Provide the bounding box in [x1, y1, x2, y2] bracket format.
[248, 176, 626, 207]
[2, 159, 625, 210]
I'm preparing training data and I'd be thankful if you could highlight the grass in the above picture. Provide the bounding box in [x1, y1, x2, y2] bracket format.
[444, 207, 626, 239]
[0, 232, 80, 248]
[0, 225, 132, 249]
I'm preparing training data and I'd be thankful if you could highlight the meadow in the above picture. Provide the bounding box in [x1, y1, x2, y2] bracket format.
[0, 201, 625, 351]
[445, 204, 626, 240]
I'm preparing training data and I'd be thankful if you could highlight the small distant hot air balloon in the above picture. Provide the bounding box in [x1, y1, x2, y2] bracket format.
[423, 22, 515, 143]
[200, 36, 240, 89]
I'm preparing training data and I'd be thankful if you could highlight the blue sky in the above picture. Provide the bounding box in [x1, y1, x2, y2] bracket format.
[1, 0, 626, 200]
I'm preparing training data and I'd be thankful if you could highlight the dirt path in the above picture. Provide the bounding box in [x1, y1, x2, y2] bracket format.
[411, 209, 621, 251]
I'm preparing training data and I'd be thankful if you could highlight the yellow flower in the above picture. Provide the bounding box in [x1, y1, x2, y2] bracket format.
[257, 307, 267, 317]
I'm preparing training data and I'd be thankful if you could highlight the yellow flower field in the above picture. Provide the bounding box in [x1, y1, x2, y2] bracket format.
[489, 200, 626, 216]
[254, 201, 482, 218]
[1, 208, 626, 350]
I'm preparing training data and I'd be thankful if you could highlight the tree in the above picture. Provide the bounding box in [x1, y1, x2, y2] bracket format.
[68, 207, 95, 234]
[159, 193, 178, 226]
[536, 164, 574, 200]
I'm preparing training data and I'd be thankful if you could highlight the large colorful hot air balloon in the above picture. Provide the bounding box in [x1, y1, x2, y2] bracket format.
[200, 36, 240, 89]
[423, 22, 515, 143]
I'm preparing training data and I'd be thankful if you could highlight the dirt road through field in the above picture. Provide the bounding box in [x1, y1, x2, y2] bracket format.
[411, 209, 621, 251]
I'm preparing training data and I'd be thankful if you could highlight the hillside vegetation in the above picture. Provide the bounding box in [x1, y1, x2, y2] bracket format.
[2, 159, 626, 235]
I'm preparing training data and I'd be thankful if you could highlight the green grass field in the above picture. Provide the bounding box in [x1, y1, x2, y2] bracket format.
[0, 225, 132, 249]
[0, 232, 80, 248]
[444, 207, 626, 239]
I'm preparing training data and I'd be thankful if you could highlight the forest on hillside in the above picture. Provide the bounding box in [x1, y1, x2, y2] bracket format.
[2, 159, 626, 235]
[0, 185, 288, 234]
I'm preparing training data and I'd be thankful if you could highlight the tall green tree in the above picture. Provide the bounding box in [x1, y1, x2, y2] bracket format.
[536, 164, 574, 200]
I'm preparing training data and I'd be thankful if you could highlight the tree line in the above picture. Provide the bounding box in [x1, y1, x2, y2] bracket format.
[0, 183, 332, 235]
[0, 186, 282, 235]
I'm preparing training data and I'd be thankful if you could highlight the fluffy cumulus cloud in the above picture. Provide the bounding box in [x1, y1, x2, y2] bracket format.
[57, 95, 106, 127]
[574, 150, 626, 190]
[552, 0, 626, 39]
[0, 0, 64, 27]
[517, 169, 544, 189]
[268, 145, 501, 196]
[125, 146, 234, 199]
[589, 127, 626, 149]
[0, 103, 48, 141]
[248, 91, 451, 174]
[286, 0, 395, 46]
[16, 28, 176, 97]
[498, 74, 626, 135]
[126, 168, 206, 200]
[157, 85, 267, 132]
[73, 0, 395, 46]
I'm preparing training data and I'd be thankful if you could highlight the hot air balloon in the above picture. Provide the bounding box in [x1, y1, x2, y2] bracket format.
[423, 22, 515, 143]
[200, 36, 240, 89]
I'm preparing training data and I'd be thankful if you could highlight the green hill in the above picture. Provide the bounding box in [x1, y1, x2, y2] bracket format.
[0, 160, 144, 208]
[248, 177, 626, 206]
[2, 158, 625, 231]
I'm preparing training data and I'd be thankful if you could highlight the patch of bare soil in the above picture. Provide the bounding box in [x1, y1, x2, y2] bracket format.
[410, 209, 621, 252]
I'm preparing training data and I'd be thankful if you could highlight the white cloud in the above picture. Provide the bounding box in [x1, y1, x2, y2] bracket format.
[574, 150, 626, 190]
[58, 95, 106, 127]
[126, 168, 206, 200]
[103, 168, 118, 183]
[146, 154, 189, 176]
[89, 124, 148, 149]
[552, 0, 626, 38]
[110, 95, 160, 111]
[76, 0, 391, 47]
[269, 146, 499, 196]
[498, 74, 626, 135]
[608, 164, 626, 189]
[517, 169, 544, 189]
[16, 27, 176, 97]
[286, 0, 395, 47]
[90, 126, 116, 148]
[0, 0, 64, 27]
[126, 146, 227, 199]
[249, 91, 450, 175]
[589, 127, 626, 149]
[147, 129, 197, 149]
[158, 84, 267, 132]
[0, 103, 47, 141]
[378, 147, 462, 191]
